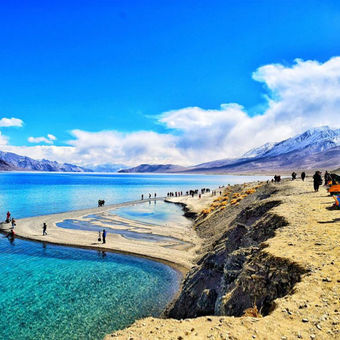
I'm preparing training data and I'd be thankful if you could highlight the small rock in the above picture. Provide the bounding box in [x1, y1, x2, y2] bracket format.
[302, 318, 309, 323]
[310, 335, 315, 340]
[191, 328, 195, 332]
[322, 277, 332, 282]
[178, 337, 183, 340]
[281, 337, 287, 340]
[252, 336, 256, 339]
[316, 324, 322, 330]
[207, 317, 212, 321]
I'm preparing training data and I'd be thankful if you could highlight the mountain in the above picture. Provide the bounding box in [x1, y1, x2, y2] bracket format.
[242, 142, 275, 158]
[257, 126, 340, 158]
[0, 151, 91, 172]
[118, 164, 188, 173]
[0, 159, 16, 171]
[120, 126, 340, 174]
[188, 126, 340, 173]
[88, 163, 127, 172]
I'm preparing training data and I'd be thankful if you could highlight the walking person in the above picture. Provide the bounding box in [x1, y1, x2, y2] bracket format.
[313, 171, 322, 192]
[301, 172, 306, 181]
[42, 223, 47, 236]
[102, 229, 106, 244]
[11, 218, 16, 229]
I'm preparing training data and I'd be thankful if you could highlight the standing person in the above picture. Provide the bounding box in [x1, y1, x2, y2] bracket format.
[141, 194, 144, 200]
[98, 231, 101, 242]
[301, 172, 306, 181]
[42, 223, 47, 235]
[149, 193, 151, 199]
[11, 218, 16, 228]
[324, 171, 330, 185]
[102, 229, 106, 244]
[313, 171, 322, 192]
[6, 211, 11, 223]
[154, 193, 157, 198]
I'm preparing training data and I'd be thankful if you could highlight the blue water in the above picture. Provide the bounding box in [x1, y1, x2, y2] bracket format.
[0, 172, 269, 339]
[111, 200, 191, 228]
[0, 237, 180, 340]
[57, 218, 184, 244]
[0, 172, 269, 219]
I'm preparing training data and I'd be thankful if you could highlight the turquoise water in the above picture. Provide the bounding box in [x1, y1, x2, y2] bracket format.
[0, 172, 269, 219]
[0, 237, 180, 340]
[111, 200, 190, 228]
[0, 172, 269, 339]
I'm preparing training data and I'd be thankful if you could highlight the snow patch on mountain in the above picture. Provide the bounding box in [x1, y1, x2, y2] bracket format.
[243, 126, 340, 159]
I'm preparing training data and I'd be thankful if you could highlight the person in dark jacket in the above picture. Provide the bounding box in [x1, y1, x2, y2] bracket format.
[313, 171, 322, 192]
[102, 229, 106, 244]
[301, 172, 306, 181]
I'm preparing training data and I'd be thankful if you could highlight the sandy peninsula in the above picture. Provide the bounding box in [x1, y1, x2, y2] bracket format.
[106, 178, 340, 340]
[1, 198, 201, 273]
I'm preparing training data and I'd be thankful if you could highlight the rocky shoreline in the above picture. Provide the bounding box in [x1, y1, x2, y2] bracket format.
[107, 178, 340, 339]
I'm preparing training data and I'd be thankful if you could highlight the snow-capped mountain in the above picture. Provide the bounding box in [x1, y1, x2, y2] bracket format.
[244, 126, 340, 159]
[0, 151, 91, 172]
[242, 142, 275, 158]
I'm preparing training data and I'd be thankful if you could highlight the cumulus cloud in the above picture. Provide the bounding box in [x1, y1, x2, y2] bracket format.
[28, 134, 57, 144]
[2, 57, 340, 166]
[0, 117, 23, 127]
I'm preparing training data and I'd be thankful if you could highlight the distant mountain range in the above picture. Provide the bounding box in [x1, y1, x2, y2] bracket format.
[1, 126, 339, 173]
[119, 164, 188, 173]
[0, 151, 91, 172]
[119, 126, 340, 173]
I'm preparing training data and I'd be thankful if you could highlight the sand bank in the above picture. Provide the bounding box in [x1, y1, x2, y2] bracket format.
[107, 178, 340, 339]
[1, 198, 201, 273]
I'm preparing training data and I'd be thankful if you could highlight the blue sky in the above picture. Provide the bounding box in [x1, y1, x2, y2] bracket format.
[1, 0, 340, 166]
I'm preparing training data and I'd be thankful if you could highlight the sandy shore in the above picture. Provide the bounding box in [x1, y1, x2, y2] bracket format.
[1, 198, 201, 273]
[107, 178, 340, 339]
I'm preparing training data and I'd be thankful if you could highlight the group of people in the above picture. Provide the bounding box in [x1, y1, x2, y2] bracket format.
[272, 171, 334, 193]
[5, 211, 16, 228]
[141, 193, 157, 200]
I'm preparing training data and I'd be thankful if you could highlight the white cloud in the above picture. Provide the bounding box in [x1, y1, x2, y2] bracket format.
[0, 132, 9, 146]
[2, 57, 340, 166]
[28, 134, 57, 144]
[0, 117, 23, 127]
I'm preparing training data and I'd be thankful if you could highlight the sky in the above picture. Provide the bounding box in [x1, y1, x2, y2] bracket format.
[1, 0, 340, 166]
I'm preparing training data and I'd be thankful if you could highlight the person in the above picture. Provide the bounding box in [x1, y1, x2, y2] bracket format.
[102, 229, 106, 244]
[149, 193, 151, 199]
[301, 172, 306, 181]
[291, 172, 297, 180]
[141, 194, 144, 200]
[154, 193, 157, 198]
[6, 211, 11, 223]
[313, 171, 322, 192]
[98, 231, 101, 242]
[324, 171, 331, 185]
[11, 218, 16, 228]
[42, 223, 47, 235]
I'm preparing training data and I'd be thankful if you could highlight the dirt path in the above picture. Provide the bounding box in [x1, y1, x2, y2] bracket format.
[107, 179, 339, 339]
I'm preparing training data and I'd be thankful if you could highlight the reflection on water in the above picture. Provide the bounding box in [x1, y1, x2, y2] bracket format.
[0, 237, 180, 340]
[111, 201, 191, 228]
[57, 218, 185, 244]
